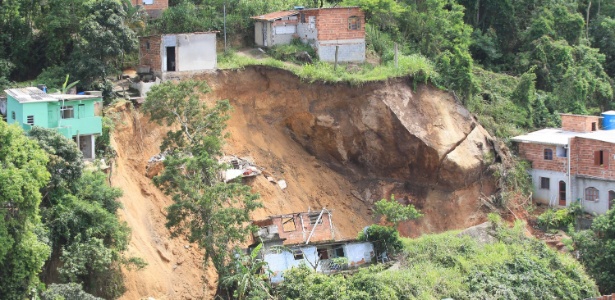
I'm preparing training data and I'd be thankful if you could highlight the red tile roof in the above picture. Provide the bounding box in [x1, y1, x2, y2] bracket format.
[251, 10, 298, 21]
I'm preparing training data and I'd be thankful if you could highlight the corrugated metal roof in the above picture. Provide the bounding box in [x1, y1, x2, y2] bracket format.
[251, 10, 298, 21]
[4, 87, 99, 103]
[511, 128, 615, 145]
[5, 87, 57, 103]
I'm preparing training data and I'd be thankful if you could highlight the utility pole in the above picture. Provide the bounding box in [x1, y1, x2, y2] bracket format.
[224, 1, 227, 52]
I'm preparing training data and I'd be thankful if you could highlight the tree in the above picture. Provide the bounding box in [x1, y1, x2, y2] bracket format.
[373, 194, 422, 226]
[0, 122, 51, 299]
[573, 206, 615, 294]
[41, 283, 102, 300]
[222, 243, 273, 300]
[142, 80, 261, 295]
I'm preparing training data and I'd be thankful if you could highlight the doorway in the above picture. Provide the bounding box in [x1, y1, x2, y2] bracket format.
[609, 191, 615, 210]
[166, 46, 176, 71]
[559, 181, 566, 206]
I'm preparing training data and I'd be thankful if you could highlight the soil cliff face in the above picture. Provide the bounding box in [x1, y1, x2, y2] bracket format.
[113, 66, 498, 299]
[197, 66, 497, 235]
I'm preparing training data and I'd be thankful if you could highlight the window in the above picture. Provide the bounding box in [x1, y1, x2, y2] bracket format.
[540, 177, 550, 190]
[544, 148, 553, 160]
[26, 115, 34, 125]
[146, 41, 150, 51]
[274, 26, 296, 34]
[293, 249, 304, 260]
[317, 248, 329, 259]
[556, 146, 567, 158]
[334, 247, 345, 258]
[585, 187, 599, 202]
[11, 111, 15, 120]
[300, 12, 306, 23]
[282, 217, 296, 232]
[594, 150, 605, 166]
[61, 106, 74, 119]
[308, 213, 323, 225]
[609, 191, 615, 209]
[348, 16, 361, 30]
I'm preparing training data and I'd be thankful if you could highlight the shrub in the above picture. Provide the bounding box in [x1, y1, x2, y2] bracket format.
[358, 225, 403, 257]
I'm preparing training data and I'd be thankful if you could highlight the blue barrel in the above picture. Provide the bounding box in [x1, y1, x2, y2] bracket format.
[602, 111, 615, 130]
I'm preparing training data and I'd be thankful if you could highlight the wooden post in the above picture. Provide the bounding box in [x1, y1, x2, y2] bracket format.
[334, 45, 339, 71]
[394, 43, 399, 68]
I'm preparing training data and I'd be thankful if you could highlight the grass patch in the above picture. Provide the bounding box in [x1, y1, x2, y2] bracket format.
[218, 50, 438, 85]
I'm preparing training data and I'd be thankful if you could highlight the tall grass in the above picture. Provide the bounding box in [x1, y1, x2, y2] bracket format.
[218, 51, 438, 85]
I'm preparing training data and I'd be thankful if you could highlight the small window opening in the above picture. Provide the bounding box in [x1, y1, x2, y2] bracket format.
[282, 217, 296, 232]
[293, 249, 304, 260]
[11, 111, 15, 120]
[61, 106, 74, 119]
[556, 146, 567, 158]
[594, 150, 605, 166]
[585, 187, 599, 202]
[592, 122, 597, 131]
[540, 177, 550, 190]
[308, 213, 323, 225]
[334, 247, 345, 258]
[544, 148, 553, 160]
[146, 41, 151, 51]
[26, 115, 34, 125]
[300, 12, 306, 23]
[317, 248, 329, 259]
[348, 16, 361, 30]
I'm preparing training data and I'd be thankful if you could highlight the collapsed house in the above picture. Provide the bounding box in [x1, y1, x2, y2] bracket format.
[251, 7, 366, 63]
[250, 209, 374, 283]
[219, 155, 262, 182]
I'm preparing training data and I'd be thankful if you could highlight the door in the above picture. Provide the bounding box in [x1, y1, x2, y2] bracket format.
[78, 104, 85, 119]
[609, 191, 615, 210]
[48, 108, 58, 128]
[559, 181, 566, 206]
[166, 47, 176, 71]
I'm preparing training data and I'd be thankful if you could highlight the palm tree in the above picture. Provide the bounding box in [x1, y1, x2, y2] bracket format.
[221, 243, 274, 300]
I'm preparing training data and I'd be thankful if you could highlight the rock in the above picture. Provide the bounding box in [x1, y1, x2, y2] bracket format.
[457, 222, 496, 244]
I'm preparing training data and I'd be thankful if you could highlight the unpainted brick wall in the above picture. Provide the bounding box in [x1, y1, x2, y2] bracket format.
[561, 114, 601, 132]
[139, 36, 162, 73]
[131, 0, 168, 12]
[272, 213, 334, 245]
[518, 143, 567, 172]
[314, 8, 365, 41]
[571, 137, 615, 180]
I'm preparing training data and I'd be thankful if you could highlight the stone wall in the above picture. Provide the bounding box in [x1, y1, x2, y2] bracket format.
[561, 114, 601, 132]
[317, 40, 366, 62]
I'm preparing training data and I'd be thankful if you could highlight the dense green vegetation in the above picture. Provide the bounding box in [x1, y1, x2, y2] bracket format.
[142, 80, 261, 296]
[276, 219, 599, 299]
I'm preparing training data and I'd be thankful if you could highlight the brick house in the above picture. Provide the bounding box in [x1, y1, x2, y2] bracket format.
[250, 209, 374, 283]
[512, 113, 615, 214]
[138, 32, 217, 80]
[131, 0, 168, 18]
[251, 7, 366, 62]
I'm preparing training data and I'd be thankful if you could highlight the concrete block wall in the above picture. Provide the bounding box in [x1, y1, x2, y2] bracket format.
[317, 41, 366, 62]
[139, 36, 162, 73]
[561, 114, 601, 132]
[518, 143, 568, 172]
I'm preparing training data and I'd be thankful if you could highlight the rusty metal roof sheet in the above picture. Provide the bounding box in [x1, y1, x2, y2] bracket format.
[251, 10, 298, 21]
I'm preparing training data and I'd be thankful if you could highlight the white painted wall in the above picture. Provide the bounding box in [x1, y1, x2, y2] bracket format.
[343, 242, 374, 266]
[530, 169, 568, 206]
[176, 33, 217, 71]
[574, 177, 614, 214]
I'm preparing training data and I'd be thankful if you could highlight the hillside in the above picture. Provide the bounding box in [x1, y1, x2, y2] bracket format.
[111, 66, 499, 299]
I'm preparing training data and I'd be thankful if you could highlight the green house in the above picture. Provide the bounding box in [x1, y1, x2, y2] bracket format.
[5, 87, 103, 159]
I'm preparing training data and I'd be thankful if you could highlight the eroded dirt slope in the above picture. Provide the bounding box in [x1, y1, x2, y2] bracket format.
[112, 66, 498, 299]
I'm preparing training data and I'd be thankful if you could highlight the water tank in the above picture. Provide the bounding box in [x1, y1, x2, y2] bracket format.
[602, 111, 615, 130]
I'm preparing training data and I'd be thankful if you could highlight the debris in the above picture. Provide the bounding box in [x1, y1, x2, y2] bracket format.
[219, 155, 262, 182]
[277, 180, 287, 190]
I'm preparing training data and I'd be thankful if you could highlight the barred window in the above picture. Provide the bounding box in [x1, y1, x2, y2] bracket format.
[585, 187, 599, 202]
[348, 16, 361, 30]
[544, 148, 553, 160]
[540, 177, 550, 190]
